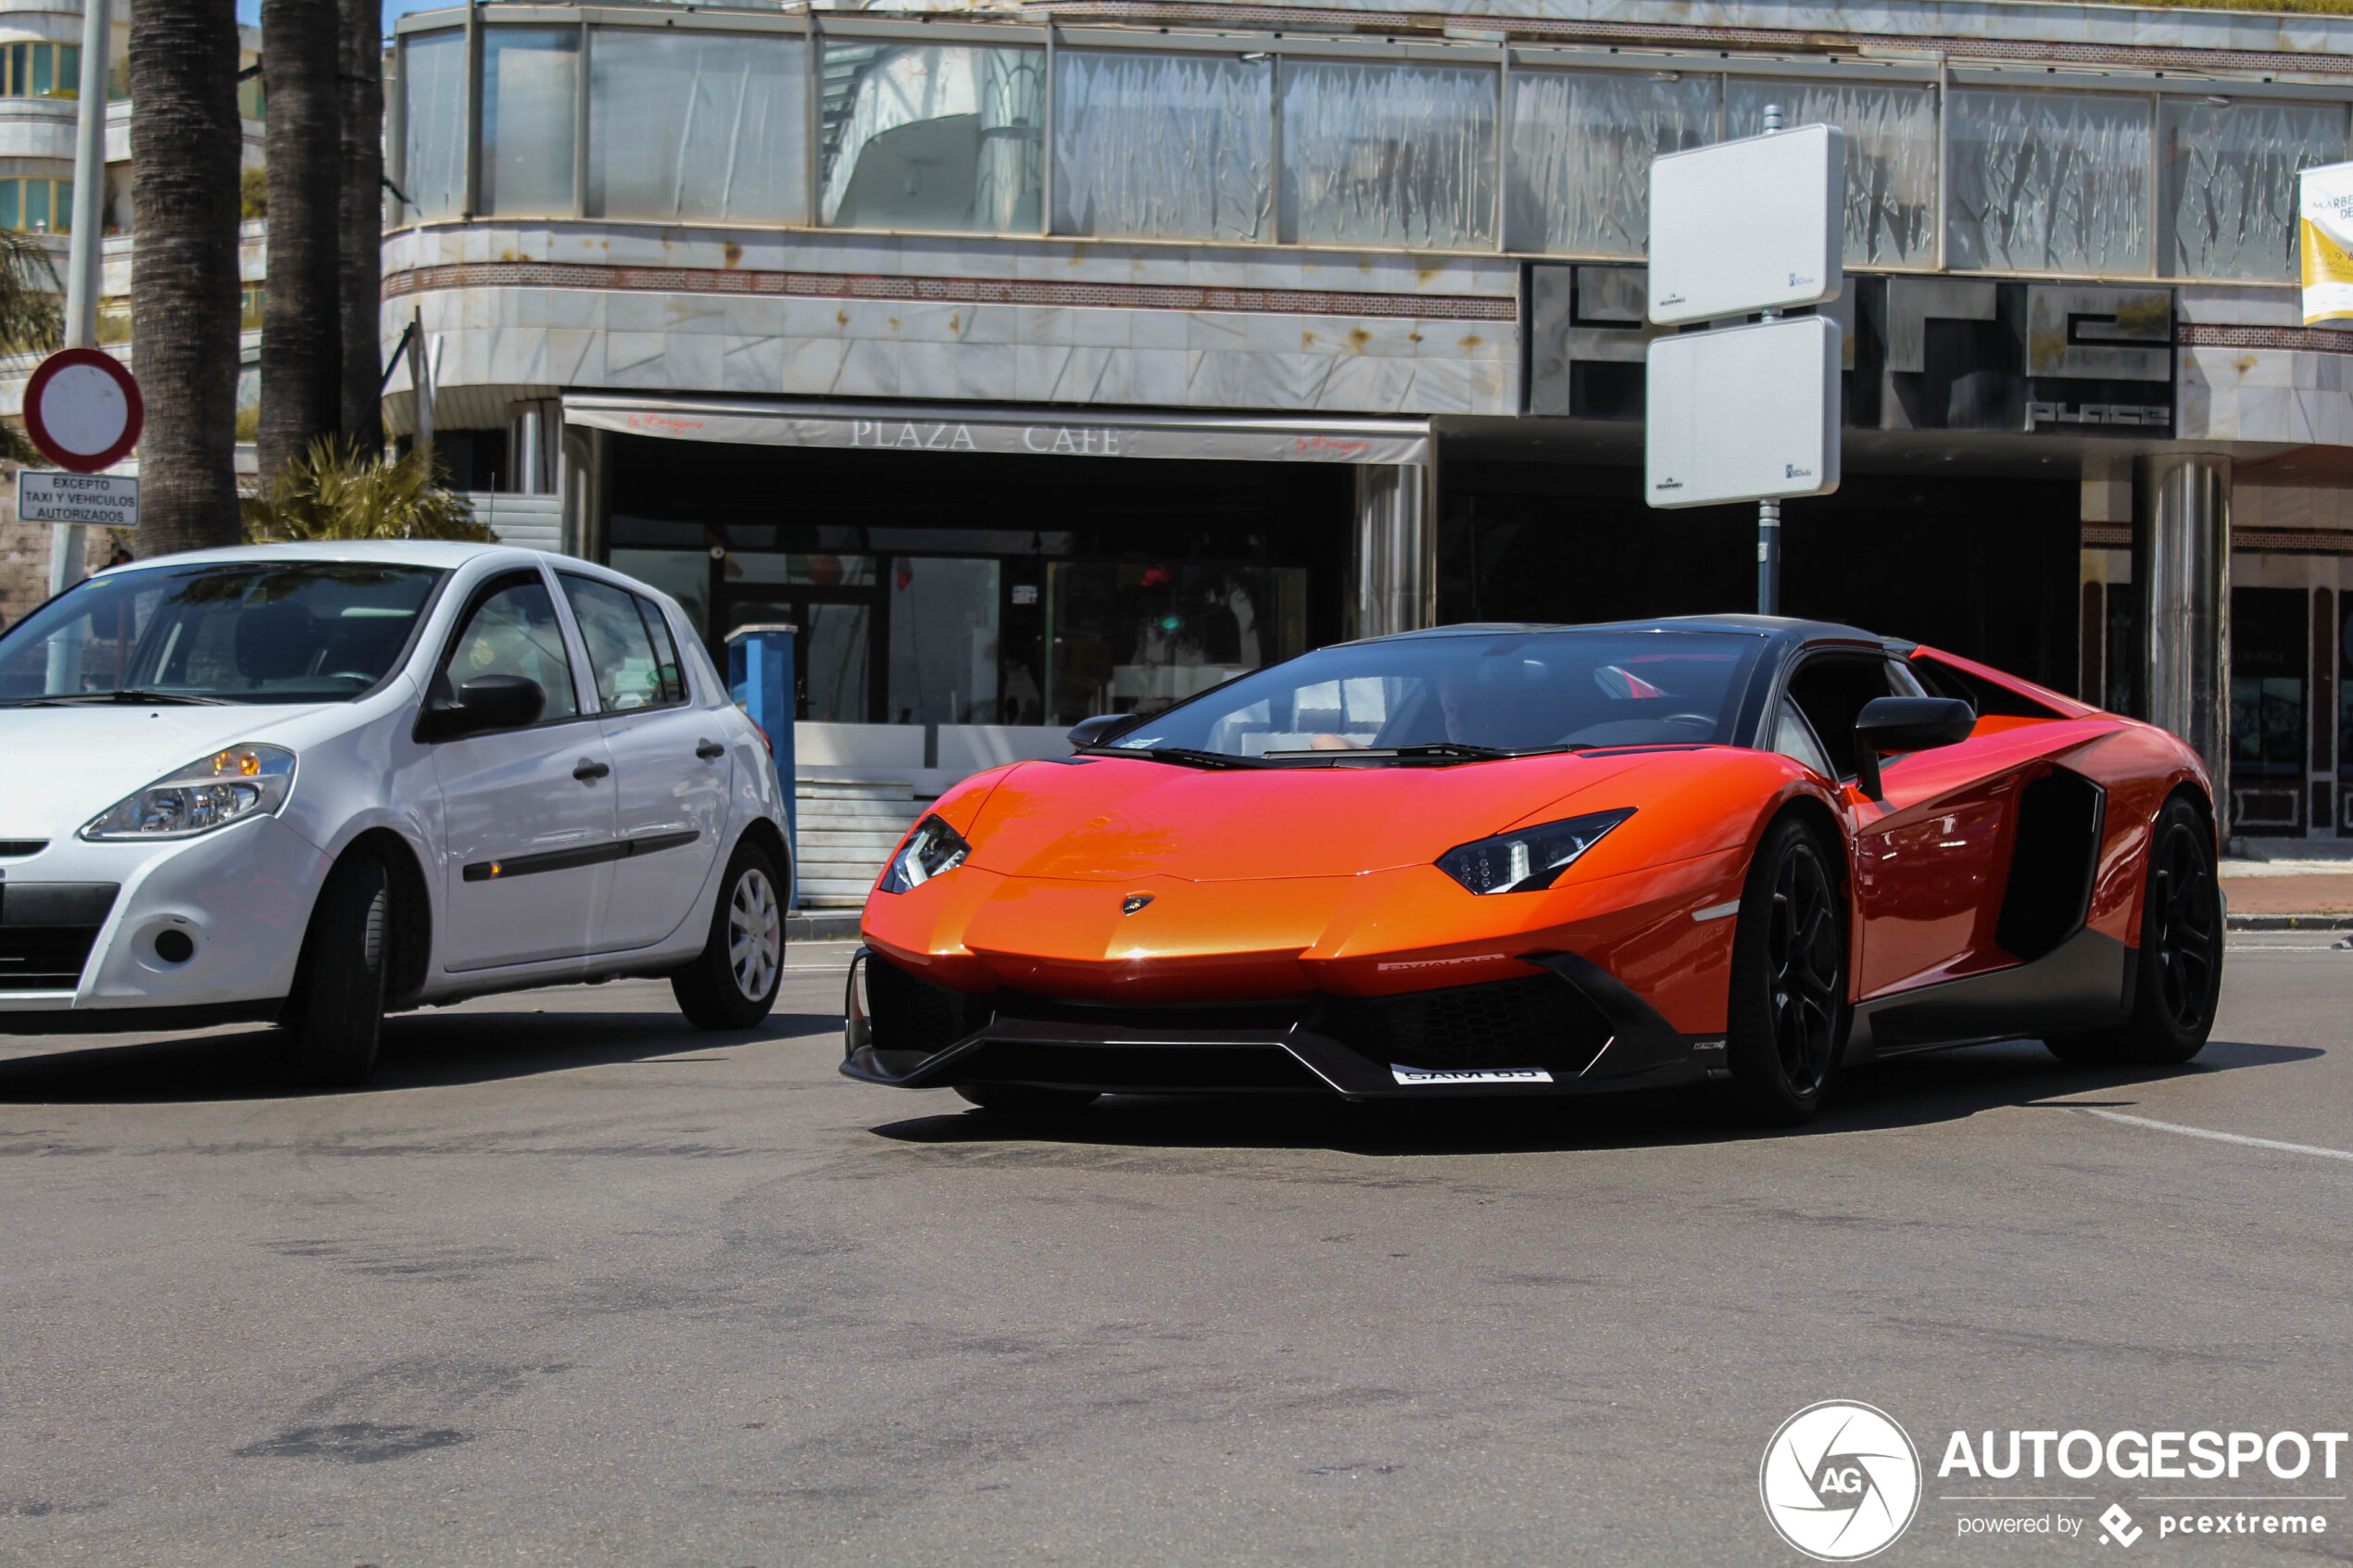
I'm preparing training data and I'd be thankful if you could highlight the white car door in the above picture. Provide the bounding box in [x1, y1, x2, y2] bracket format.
[557, 571, 730, 953]
[427, 569, 619, 971]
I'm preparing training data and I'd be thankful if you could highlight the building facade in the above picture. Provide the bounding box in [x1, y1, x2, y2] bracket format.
[384, 0, 2353, 840]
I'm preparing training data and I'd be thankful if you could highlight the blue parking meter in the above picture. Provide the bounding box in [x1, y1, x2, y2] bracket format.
[725, 623, 798, 909]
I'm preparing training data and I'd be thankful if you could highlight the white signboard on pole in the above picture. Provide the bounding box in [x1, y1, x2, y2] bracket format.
[2300, 160, 2353, 326]
[18, 470, 137, 530]
[1648, 124, 1845, 326]
[1645, 316, 1843, 508]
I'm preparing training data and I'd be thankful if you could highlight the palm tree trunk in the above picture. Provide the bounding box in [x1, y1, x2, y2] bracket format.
[258, 0, 342, 483]
[129, 0, 243, 555]
[337, 0, 383, 446]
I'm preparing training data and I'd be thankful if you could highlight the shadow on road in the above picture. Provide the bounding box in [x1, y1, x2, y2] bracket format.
[0, 1009, 838, 1104]
[866, 1035, 2323, 1158]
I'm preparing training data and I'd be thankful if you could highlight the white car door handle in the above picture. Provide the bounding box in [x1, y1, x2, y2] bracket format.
[696, 739, 724, 760]
[573, 758, 610, 782]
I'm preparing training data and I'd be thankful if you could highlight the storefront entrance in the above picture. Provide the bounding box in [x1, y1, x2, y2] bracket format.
[598, 433, 1354, 729]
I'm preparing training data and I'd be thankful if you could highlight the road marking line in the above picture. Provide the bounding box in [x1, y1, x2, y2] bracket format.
[2078, 1108, 2353, 1164]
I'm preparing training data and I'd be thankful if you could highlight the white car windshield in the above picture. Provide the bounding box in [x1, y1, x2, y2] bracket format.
[1101, 629, 1767, 761]
[0, 561, 446, 706]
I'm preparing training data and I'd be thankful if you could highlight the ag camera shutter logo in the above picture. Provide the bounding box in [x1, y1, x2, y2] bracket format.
[1760, 1400, 1923, 1561]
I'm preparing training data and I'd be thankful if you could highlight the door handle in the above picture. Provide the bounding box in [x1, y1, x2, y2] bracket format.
[696, 739, 725, 760]
[573, 759, 610, 781]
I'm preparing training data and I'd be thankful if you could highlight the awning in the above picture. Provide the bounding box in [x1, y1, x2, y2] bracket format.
[561, 395, 1430, 466]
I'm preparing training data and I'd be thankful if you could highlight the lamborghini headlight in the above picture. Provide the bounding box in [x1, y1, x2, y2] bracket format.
[878, 815, 971, 893]
[1436, 808, 1635, 895]
[80, 745, 296, 841]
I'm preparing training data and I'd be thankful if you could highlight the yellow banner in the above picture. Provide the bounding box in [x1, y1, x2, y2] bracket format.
[2300, 162, 2353, 325]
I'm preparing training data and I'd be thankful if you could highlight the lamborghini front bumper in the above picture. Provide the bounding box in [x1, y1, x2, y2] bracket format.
[839, 947, 1720, 1099]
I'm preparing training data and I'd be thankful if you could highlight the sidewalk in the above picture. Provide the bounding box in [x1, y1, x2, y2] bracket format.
[2221, 859, 2353, 929]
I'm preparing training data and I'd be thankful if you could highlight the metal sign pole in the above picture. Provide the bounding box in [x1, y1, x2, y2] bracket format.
[1755, 102, 1784, 618]
[49, 0, 112, 593]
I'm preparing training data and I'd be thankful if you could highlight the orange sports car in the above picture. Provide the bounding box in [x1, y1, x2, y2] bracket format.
[842, 617, 2222, 1123]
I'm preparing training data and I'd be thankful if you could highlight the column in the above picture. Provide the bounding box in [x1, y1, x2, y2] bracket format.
[1350, 464, 1432, 641]
[2315, 585, 2337, 838]
[2133, 454, 2231, 808]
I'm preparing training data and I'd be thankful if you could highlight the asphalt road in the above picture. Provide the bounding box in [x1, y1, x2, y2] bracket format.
[3, 935, 2350, 1567]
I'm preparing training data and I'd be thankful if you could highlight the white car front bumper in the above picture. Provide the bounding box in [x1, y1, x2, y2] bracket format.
[0, 814, 331, 1025]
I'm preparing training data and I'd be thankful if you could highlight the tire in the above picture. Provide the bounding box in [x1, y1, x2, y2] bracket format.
[1720, 814, 1849, 1125]
[283, 852, 390, 1086]
[954, 1083, 1101, 1118]
[2045, 797, 2221, 1067]
[673, 841, 785, 1031]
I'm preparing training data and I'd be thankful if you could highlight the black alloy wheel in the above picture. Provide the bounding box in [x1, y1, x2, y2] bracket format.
[1723, 815, 1849, 1124]
[2146, 811, 2221, 1033]
[2046, 797, 2221, 1067]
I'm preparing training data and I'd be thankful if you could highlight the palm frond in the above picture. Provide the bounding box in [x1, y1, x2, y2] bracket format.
[0, 231, 62, 357]
[242, 438, 497, 544]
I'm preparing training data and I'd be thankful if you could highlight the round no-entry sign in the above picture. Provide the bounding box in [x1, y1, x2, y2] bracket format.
[23, 348, 143, 473]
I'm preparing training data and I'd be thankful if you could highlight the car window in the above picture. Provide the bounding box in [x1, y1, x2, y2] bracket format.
[1771, 697, 1836, 779]
[560, 574, 683, 712]
[635, 594, 689, 705]
[1784, 653, 1897, 781]
[442, 577, 579, 721]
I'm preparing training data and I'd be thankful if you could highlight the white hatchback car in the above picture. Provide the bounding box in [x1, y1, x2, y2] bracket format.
[0, 541, 791, 1082]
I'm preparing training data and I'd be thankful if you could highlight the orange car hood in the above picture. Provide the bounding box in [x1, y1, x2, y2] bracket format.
[963, 751, 1677, 883]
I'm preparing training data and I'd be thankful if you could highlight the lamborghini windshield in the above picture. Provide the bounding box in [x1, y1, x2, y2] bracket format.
[1102, 629, 1766, 761]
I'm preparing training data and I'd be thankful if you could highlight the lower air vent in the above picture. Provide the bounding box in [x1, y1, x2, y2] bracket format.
[1314, 973, 1615, 1074]
[865, 954, 993, 1056]
[0, 883, 119, 992]
[952, 1040, 1323, 1092]
[0, 840, 48, 858]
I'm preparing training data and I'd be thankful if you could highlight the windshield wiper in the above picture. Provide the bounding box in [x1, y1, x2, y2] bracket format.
[12, 689, 233, 707]
[1079, 745, 1273, 770]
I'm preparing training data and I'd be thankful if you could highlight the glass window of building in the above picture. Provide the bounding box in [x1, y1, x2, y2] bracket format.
[820, 43, 1044, 232]
[398, 29, 467, 220]
[1726, 78, 1938, 267]
[1046, 563, 1308, 722]
[2162, 97, 2348, 281]
[1947, 89, 2152, 275]
[887, 558, 1000, 726]
[3, 43, 77, 98]
[481, 27, 580, 218]
[588, 30, 807, 224]
[1051, 49, 1272, 242]
[1506, 69, 1715, 256]
[0, 177, 70, 233]
[1280, 59, 1497, 249]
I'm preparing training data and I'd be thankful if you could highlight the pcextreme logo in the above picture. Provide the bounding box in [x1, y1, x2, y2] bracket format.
[1760, 1400, 1924, 1561]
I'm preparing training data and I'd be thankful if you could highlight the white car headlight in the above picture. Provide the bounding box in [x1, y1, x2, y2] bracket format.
[80, 745, 296, 841]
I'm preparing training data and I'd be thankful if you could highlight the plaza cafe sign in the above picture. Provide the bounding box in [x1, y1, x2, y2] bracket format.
[561, 395, 1431, 467]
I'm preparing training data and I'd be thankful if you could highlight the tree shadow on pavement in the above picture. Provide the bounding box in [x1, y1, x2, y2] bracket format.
[0, 1008, 838, 1104]
[865, 1036, 2323, 1159]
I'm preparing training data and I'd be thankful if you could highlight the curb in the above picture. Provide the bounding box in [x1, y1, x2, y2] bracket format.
[786, 911, 864, 943]
[2227, 912, 2353, 932]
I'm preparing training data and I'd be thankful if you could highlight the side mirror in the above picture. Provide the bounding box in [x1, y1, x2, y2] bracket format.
[428, 673, 545, 739]
[1852, 696, 1976, 800]
[1066, 712, 1137, 749]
